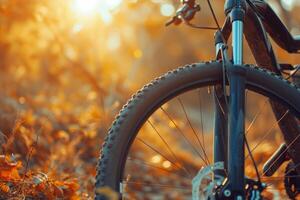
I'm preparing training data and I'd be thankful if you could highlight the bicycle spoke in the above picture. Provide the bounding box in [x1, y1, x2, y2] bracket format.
[136, 137, 191, 177]
[127, 157, 190, 180]
[177, 97, 210, 164]
[159, 107, 209, 166]
[245, 99, 268, 134]
[147, 120, 192, 176]
[122, 180, 191, 191]
[245, 110, 289, 160]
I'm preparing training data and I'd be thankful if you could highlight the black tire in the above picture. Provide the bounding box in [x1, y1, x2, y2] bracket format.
[95, 61, 300, 199]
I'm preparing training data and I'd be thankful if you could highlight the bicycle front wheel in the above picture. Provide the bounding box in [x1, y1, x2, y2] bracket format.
[96, 61, 300, 199]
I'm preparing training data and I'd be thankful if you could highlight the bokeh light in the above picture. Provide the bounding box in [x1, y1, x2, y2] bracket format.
[162, 160, 171, 168]
[160, 3, 175, 17]
[151, 155, 162, 163]
[280, 0, 300, 11]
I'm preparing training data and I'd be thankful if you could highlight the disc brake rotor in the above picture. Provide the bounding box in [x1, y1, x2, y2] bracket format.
[192, 162, 225, 200]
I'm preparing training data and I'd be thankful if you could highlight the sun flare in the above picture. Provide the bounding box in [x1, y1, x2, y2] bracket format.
[71, 0, 122, 22]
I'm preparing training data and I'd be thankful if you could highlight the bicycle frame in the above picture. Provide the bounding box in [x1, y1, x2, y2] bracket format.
[213, 0, 300, 198]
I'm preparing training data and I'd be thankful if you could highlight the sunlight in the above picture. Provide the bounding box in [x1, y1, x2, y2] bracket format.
[72, 0, 99, 16]
[72, 0, 122, 22]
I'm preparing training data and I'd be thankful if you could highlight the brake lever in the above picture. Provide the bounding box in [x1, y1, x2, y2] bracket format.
[165, 3, 200, 27]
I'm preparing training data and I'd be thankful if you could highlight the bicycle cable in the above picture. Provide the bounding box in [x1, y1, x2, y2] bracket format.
[245, 135, 262, 183]
[206, 0, 221, 30]
[184, 0, 221, 31]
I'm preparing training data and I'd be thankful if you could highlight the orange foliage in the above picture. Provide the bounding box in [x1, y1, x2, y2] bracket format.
[0, 154, 82, 199]
[0, 155, 22, 180]
[0, 0, 299, 199]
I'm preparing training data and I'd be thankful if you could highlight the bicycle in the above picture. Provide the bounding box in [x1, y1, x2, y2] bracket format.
[95, 0, 300, 199]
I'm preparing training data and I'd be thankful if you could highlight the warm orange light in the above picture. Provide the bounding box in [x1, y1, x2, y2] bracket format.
[71, 0, 122, 23]
[162, 160, 171, 168]
[72, 0, 99, 16]
[151, 155, 162, 164]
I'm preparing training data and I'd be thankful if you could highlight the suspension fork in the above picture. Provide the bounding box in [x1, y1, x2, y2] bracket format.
[227, 4, 246, 199]
[214, 0, 247, 198]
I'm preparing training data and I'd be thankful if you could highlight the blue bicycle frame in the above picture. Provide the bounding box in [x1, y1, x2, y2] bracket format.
[213, 0, 300, 198]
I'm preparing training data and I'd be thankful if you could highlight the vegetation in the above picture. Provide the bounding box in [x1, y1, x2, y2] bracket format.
[0, 0, 299, 199]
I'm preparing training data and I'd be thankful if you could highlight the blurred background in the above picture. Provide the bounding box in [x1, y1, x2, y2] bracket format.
[0, 0, 300, 199]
